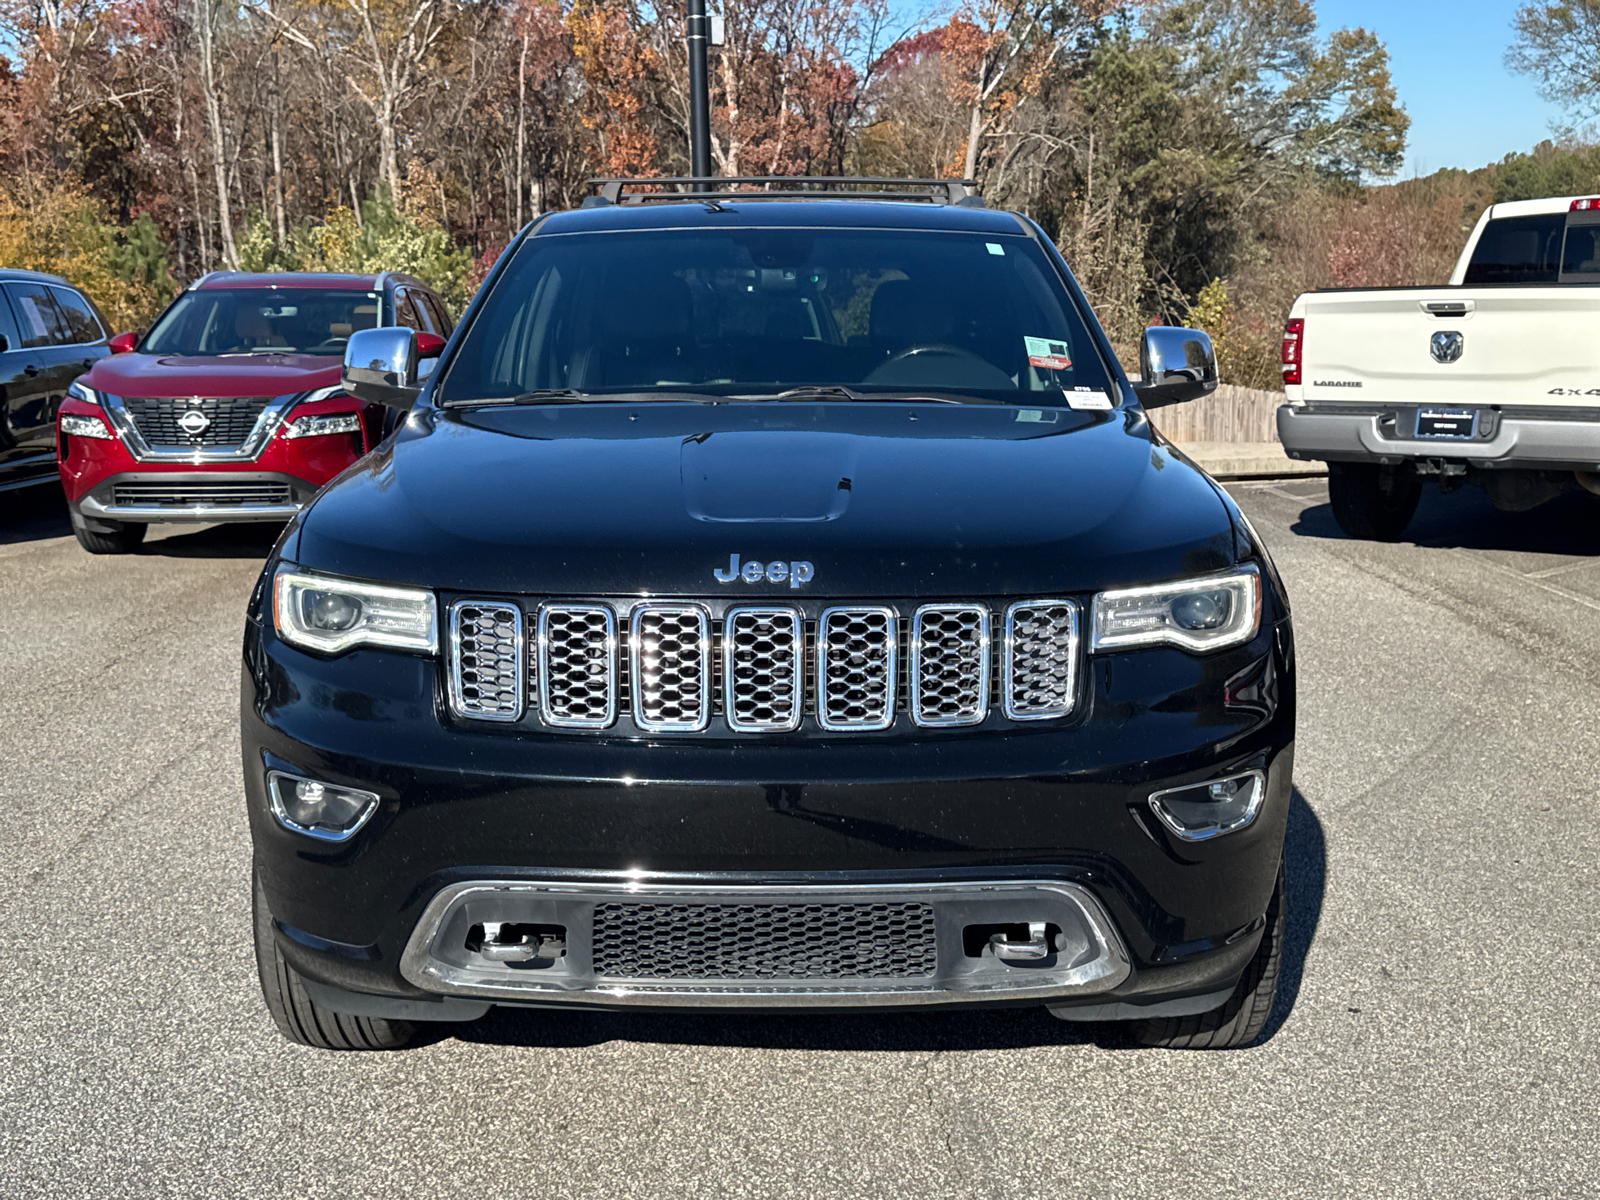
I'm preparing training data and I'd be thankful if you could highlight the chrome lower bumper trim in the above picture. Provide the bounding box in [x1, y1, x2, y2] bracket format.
[1278, 404, 1600, 469]
[76, 496, 302, 524]
[399, 879, 1131, 1008]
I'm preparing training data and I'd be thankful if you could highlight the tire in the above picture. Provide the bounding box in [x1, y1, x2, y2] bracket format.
[252, 866, 417, 1050]
[72, 520, 146, 555]
[1132, 866, 1284, 1050]
[1327, 461, 1420, 541]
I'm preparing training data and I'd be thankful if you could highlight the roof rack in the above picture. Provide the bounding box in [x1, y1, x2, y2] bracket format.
[586, 176, 984, 208]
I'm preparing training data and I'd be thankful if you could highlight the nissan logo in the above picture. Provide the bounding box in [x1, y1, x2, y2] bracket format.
[177, 409, 211, 437]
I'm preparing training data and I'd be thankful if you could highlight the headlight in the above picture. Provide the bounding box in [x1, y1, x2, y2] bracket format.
[273, 565, 438, 655]
[66, 380, 100, 405]
[60, 413, 113, 439]
[284, 412, 362, 439]
[1090, 565, 1260, 653]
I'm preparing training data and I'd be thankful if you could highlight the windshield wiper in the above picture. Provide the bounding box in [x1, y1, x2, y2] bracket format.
[513, 389, 593, 404]
[735, 385, 865, 401]
[446, 389, 731, 408]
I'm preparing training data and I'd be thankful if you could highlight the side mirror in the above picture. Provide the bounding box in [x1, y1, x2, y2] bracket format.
[1134, 326, 1218, 409]
[343, 327, 420, 409]
[108, 331, 138, 354]
[415, 331, 446, 357]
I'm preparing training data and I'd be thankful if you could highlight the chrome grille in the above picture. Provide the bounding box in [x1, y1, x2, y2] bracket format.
[109, 481, 292, 507]
[817, 606, 897, 731]
[448, 602, 524, 721]
[590, 901, 938, 980]
[121, 395, 273, 447]
[537, 604, 617, 728]
[910, 604, 990, 727]
[630, 605, 710, 732]
[724, 607, 803, 732]
[1004, 601, 1079, 720]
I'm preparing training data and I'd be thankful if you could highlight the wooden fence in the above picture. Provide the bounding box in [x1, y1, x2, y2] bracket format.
[1147, 384, 1284, 444]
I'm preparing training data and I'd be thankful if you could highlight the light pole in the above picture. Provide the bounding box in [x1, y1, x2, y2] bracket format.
[686, 0, 712, 189]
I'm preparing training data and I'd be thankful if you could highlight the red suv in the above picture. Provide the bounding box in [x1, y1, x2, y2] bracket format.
[57, 271, 451, 553]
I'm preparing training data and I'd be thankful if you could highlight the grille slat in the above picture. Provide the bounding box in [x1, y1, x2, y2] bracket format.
[630, 604, 711, 733]
[910, 604, 990, 727]
[817, 606, 897, 731]
[591, 901, 938, 980]
[448, 602, 524, 722]
[110, 481, 291, 507]
[1004, 600, 1079, 720]
[121, 396, 273, 448]
[538, 604, 617, 728]
[724, 607, 803, 732]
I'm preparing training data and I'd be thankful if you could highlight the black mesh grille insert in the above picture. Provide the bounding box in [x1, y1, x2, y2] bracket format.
[121, 396, 274, 447]
[110, 481, 291, 507]
[590, 901, 938, 980]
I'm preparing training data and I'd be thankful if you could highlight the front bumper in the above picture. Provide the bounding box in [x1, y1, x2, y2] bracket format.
[1278, 402, 1600, 470]
[57, 394, 376, 524]
[242, 581, 1296, 1018]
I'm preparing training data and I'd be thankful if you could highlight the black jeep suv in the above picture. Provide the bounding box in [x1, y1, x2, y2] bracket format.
[243, 178, 1294, 1051]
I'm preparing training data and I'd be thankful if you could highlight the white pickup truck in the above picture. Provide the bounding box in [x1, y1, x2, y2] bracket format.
[1277, 193, 1600, 538]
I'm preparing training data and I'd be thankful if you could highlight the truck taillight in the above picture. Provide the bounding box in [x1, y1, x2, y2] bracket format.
[1281, 318, 1304, 386]
[1572, 198, 1600, 211]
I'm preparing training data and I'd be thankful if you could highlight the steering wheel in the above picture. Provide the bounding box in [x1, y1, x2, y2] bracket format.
[864, 343, 1015, 390]
[879, 343, 986, 368]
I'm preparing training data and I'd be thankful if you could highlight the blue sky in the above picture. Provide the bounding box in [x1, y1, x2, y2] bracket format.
[1315, 0, 1566, 176]
[887, 0, 1564, 177]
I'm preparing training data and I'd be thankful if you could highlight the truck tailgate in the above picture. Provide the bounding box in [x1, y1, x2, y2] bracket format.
[1299, 288, 1600, 410]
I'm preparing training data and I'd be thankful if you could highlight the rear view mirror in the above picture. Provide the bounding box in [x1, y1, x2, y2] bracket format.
[1134, 326, 1218, 409]
[343, 327, 420, 409]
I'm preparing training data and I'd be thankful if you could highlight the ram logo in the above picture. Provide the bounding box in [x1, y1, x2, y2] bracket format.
[713, 554, 814, 588]
[1430, 331, 1464, 364]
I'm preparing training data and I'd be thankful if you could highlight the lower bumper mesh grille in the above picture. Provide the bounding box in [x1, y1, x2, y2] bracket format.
[590, 901, 939, 980]
[109, 481, 292, 507]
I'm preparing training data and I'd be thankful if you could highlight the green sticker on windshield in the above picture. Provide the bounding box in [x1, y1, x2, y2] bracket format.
[1025, 336, 1072, 370]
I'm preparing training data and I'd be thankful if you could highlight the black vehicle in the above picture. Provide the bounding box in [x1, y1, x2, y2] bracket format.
[243, 178, 1294, 1052]
[0, 269, 116, 497]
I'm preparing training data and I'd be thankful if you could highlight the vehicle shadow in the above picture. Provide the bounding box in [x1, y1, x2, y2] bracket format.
[141, 522, 283, 559]
[1291, 480, 1600, 556]
[0, 482, 72, 545]
[443, 787, 1328, 1055]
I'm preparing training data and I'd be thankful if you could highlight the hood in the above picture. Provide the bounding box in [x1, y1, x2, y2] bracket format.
[292, 401, 1237, 597]
[85, 351, 342, 398]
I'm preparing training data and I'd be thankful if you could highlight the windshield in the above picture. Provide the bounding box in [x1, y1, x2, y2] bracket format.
[437, 228, 1114, 404]
[141, 288, 380, 355]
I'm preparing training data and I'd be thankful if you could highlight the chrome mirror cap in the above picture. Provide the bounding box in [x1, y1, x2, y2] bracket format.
[1135, 326, 1218, 409]
[343, 326, 420, 409]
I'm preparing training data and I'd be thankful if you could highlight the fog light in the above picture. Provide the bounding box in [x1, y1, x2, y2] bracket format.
[1147, 770, 1265, 841]
[267, 770, 380, 841]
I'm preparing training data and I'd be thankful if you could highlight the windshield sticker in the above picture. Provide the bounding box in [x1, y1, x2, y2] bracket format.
[986, 242, 1006, 256]
[1025, 336, 1072, 370]
[1065, 388, 1113, 411]
[1015, 409, 1060, 424]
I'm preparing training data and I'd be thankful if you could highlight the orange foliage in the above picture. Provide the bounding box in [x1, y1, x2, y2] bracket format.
[567, 1, 659, 177]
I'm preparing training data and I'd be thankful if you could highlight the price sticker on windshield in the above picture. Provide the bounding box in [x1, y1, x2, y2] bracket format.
[1025, 336, 1073, 371]
[1065, 387, 1113, 411]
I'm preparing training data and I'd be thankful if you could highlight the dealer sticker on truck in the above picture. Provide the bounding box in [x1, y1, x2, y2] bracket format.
[1025, 336, 1073, 370]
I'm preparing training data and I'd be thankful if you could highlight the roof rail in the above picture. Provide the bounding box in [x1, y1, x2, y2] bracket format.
[587, 176, 983, 207]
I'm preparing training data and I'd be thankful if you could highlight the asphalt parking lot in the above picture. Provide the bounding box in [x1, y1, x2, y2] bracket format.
[1, 477, 1596, 1200]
